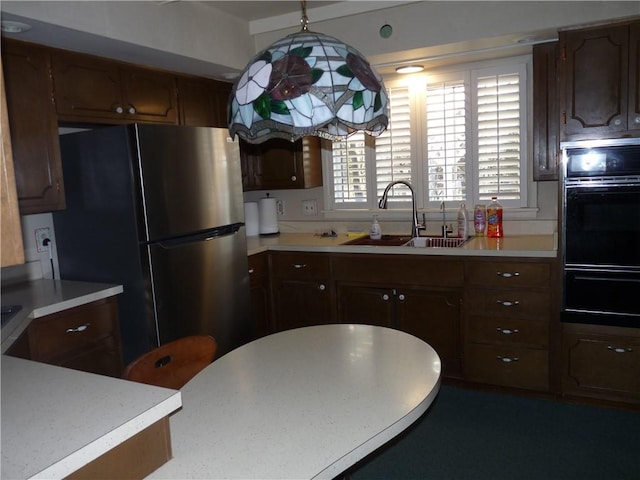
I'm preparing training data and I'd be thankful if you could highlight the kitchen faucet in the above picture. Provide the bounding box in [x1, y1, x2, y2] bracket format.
[378, 181, 425, 238]
[440, 201, 453, 238]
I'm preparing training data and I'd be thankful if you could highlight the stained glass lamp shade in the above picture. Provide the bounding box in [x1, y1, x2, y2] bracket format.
[228, 16, 389, 144]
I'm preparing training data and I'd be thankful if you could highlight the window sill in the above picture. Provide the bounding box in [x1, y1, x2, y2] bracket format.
[323, 207, 540, 221]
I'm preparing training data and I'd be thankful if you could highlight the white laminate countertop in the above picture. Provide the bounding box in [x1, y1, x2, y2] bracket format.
[1, 355, 182, 480]
[148, 324, 441, 480]
[1, 279, 123, 353]
[246, 232, 558, 258]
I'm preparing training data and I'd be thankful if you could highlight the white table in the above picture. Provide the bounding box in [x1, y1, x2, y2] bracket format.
[149, 324, 441, 480]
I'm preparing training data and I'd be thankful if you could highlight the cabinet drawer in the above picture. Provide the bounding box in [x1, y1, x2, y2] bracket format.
[466, 261, 550, 287]
[270, 252, 330, 279]
[28, 300, 119, 360]
[466, 289, 550, 319]
[466, 315, 549, 348]
[465, 343, 549, 391]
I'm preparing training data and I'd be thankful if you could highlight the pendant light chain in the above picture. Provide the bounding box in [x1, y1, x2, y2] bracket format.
[300, 0, 309, 31]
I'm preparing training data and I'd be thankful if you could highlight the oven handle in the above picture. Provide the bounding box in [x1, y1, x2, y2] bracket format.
[573, 275, 640, 284]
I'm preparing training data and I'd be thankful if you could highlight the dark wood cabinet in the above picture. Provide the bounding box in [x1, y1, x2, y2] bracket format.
[561, 323, 640, 406]
[248, 252, 271, 340]
[333, 254, 463, 378]
[51, 50, 178, 124]
[2, 39, 65, 214]
[559, 19, 640, 139]
[5, 297, 124, 378]
[532, 41, 560, 181]
[177, 76, 231, 128]
[240, 137, 322, 191]
[463, 258, 553, 391]
[269, 251, 333, 331]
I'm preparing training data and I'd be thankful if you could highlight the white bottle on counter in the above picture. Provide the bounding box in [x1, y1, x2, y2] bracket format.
[369, 215, 382, 240]
[457, 203, 469, 239]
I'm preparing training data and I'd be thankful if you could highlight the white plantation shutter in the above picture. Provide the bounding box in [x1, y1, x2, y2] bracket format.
[332, 133, 368, 204]
[474, 67, 524, 201]
[374, 85, 412, 202]
[425, 79, 467, 202]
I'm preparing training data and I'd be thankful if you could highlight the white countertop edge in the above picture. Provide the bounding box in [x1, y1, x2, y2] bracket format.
[29, 391, 182, 480]
[31, 285, 124, 318]
[312, 378, 442, 480]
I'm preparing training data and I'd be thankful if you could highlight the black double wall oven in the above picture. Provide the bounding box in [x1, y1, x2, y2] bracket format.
[561, 138, 640, 328]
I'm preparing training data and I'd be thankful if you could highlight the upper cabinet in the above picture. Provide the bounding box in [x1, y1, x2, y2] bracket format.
[559, 19, 640, 140]
[532, 41, 560, 181]
[240, 137, 323, 191]
[2, 39, 66, 214]
[177, 76, 231, 128]
[51, 50, 178, 124]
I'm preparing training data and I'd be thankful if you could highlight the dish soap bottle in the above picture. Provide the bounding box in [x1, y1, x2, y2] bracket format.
[486, 197, 503, 238]
[457, 203, 469, 239]
[369, 215, 382, 240]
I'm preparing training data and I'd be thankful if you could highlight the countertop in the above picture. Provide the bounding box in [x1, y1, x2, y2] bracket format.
[148, 324, 441, 480]
[1, 279, 123, 354]
[1, 355, 182, 480]
[247, 232, 558, 258]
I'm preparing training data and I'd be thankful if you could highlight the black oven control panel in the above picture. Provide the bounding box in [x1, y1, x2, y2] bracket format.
[562, 138, 640, 179]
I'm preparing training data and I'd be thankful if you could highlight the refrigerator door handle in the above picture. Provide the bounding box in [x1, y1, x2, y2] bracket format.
[155, 223, 244, 249]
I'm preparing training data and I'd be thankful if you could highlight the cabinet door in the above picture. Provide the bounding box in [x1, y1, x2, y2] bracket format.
[272, 279, 332, 331]
[2, 40, 65, 213]
[121, 67, 178, 124]
[561, 24, 629, 137]
[178, 76, 231, 127]
[397, 287, 462, 378]
[242, 138, 302, 189]
[51, 50, 124, 122]
[336, 283, 394, 327]
[532, 42, 559, 181]
[629, 22, 640, 132]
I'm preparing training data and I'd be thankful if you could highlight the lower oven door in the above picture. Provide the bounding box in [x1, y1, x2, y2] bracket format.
[563, 268, 640, 327]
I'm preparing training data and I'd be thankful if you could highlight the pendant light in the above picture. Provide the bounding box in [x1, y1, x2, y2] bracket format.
[228, 1, 389, 144]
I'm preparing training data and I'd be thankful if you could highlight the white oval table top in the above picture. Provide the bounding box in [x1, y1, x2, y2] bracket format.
[149, 324, 441, 480]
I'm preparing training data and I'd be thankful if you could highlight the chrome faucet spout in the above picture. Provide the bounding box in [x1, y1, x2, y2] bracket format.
[379, 180, 424, 238]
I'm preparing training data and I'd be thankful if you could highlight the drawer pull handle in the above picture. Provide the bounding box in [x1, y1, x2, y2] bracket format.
[607, 346, 632, 353]
[66, 323, 90, 333]
[292, 263, 308, 269]
[496, 356, 519, 363]
[496, 300, 520, 307]
[496, 328, 519, 335]
[497, 272, 520, 278]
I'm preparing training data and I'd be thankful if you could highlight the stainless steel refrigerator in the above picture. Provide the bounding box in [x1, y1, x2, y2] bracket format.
[53, 124, 250, 364]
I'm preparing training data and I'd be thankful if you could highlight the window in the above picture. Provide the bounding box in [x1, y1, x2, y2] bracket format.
[325, 56, 530, 214]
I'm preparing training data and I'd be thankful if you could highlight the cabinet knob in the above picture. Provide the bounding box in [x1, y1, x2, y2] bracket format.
[496, 272, 520, 278]
[496, 327, 519, 335]
[382, 294, 390, 301]
[128, 106, 136, 114]
[248, 268, 255, 274]
[115, 106, 124, 114]
[496, 356, 519, 363]
[318, 284, 326, 291]
[607, 345, 632, 353]
[613, 118, 622, 126]
[496, 300, 520, 307]
[398, 294, 406, 301]
[291, 175, 297, 181]
[66, 323, 90, 333]
[635, 116, 640, 124]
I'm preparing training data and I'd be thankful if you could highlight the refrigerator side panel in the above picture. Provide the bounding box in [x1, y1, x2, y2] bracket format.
[134, 125, 245, 241]
[53, 127, 153, 364]
[144, 228, 251, 355]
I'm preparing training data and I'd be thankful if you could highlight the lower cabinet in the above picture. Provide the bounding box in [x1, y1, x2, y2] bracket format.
[269, 251, 333, 331]
[5, 297, 124, 378]
[333, 254, 463, 379]
[561, 323, 640, 405]
[463, 258, 553, 391]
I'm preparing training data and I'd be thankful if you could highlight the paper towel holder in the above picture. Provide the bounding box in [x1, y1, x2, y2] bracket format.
[259, 193, 280, 237]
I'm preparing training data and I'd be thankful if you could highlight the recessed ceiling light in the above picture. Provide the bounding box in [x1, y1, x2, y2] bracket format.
[1, 21, 32, 33]
[396, 65, 424, 74]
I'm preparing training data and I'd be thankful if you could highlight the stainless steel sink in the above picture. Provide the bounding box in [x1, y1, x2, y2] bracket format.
[341, 234, 413, 246]
[405, 236, 469, 248]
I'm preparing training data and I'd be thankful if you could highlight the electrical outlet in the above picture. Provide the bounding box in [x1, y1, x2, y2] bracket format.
[276, 199, 285, 216]
[35, 227, 51, 253]
[302, 199, 317, 216]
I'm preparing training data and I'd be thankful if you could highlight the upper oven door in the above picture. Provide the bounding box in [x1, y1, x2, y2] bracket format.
[563, 181, 640, 268]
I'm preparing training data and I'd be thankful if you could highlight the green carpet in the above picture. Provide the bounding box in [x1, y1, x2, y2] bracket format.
[350, 385, 640, 480]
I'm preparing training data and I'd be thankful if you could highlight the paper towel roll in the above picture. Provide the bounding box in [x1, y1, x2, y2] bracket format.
[258, 197, 279, 235]
[244, 202, 259, 236]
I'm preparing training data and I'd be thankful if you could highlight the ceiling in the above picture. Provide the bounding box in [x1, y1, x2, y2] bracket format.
[199, 1, 343, 22]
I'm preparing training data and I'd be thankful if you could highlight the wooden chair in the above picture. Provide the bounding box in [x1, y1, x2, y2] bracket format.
[123, 335, 218, 389]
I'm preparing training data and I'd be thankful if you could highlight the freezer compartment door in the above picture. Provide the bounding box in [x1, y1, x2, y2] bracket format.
[134, 125, 244, 241]
[144, 228, 251, 356]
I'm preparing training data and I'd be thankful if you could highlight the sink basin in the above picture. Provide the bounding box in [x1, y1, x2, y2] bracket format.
[342, 234, 413, 246]
[406, 236, 469, 248]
